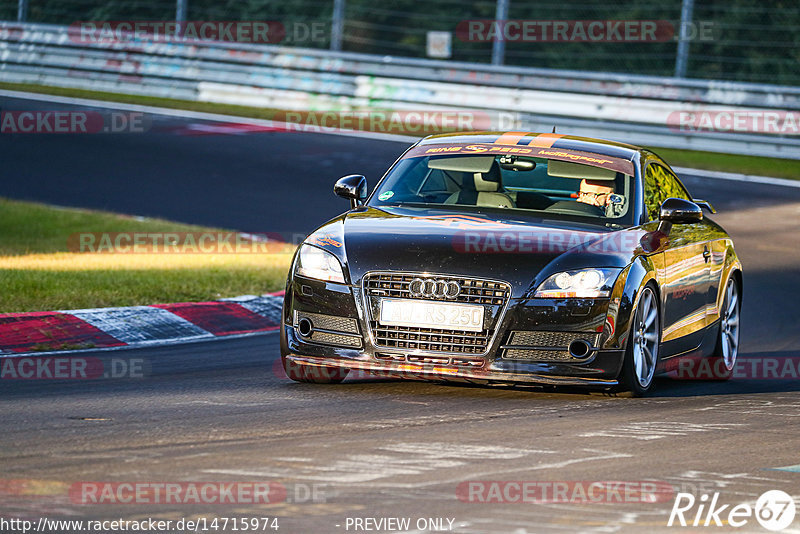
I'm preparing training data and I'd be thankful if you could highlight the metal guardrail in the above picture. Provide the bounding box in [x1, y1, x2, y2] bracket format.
[1, 22, 798, 159]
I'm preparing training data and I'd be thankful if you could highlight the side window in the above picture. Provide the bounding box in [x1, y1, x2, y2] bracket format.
[644, 163, 691, 221]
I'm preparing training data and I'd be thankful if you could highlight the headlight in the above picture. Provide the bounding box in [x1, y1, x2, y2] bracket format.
[533, 268, 621, 298]
[295, 244, 346, 283]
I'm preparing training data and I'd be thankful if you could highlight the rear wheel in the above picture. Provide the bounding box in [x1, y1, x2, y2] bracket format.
[708, 277, 740, 380]
[617, 285, 660, 396]
[282, 355, 349, 384]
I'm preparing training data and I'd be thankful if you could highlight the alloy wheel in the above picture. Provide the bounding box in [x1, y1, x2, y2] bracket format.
[719, 278, 740, 370]
[632, 287, 659, 388]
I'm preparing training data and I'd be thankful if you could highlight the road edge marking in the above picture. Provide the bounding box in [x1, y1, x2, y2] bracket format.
[673, 166, 800, 189]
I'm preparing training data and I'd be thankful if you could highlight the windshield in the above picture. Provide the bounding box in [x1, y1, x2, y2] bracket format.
[369, 151, 637, 226]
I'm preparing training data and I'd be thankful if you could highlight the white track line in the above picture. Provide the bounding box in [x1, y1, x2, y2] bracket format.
[673, 166, 800, 189]
[1, 89, 797, 186]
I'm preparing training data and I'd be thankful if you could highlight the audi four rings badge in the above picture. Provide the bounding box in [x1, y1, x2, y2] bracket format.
[408, 278, 461, 299]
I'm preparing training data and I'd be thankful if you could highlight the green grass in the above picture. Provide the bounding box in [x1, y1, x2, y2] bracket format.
[0, 198, 292, 313]
[2, 81, 798, 180]
[1, 263, 288, 312]
[647, 147, 800, 180]
[0, 198, 210, 255]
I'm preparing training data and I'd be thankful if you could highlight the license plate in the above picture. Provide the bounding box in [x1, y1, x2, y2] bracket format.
[379, 299, 484, 332]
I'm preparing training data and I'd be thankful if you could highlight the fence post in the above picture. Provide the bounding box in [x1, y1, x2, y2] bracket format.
[176, 0, 188, 36]
[674, 0, 695, 78]
[17, 0, 28, 22]
[491, 0, 509, 65]
[331, 0, 345, 51]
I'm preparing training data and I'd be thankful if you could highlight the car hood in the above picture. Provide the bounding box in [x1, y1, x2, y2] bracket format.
[309, 206, 646, 297]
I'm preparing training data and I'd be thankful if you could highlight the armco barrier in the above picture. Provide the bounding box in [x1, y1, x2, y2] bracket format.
[1, 22, 798, 158]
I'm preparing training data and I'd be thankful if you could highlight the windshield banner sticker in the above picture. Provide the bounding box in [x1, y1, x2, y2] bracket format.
[404, 143, 634, 175]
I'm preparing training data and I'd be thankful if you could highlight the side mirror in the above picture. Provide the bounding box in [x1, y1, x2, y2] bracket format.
[693, 199, 716, 214]
[334, 174, 367, 209]
[659, 197, 703, 224]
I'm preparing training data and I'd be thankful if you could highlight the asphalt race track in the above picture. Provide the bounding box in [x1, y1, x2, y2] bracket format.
[0, 94, 408, 236]
[2, 94, 800, 533]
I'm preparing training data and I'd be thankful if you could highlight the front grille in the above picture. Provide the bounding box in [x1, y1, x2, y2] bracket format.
[309, 331, 362, 347]
[371, 322, 491, 354]
[375, 352, 485, 367]
[407, 355, 449, 365]
[364, 273, 510, 306]
[501, 331, 600, 361]
[363, 272, 511, 355]
[293, 310, 362, 348]
[503, 348, 575, 361]
[509, 331, 599, 347]
[294, 311, 359, 334]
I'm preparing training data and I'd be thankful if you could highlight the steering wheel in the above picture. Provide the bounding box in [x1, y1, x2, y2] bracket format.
[545, 200, 605, 217]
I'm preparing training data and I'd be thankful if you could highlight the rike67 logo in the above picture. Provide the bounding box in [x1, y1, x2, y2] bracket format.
[668, 490, 796, 531]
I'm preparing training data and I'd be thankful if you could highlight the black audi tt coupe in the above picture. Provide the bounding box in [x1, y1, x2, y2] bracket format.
[280, 132, 742, 395]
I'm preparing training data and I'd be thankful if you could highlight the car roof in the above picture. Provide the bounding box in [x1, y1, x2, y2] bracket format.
[419, 131, 641, 161]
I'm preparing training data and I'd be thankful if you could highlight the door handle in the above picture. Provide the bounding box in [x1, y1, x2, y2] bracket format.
[703, 246, 711, 263]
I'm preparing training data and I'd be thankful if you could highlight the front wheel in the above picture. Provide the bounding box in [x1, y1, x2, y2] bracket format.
[617, 284, 661, 396]
[282, 355, 349, 384]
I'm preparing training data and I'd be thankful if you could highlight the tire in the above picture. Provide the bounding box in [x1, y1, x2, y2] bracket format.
[281, 354, 349, 384]
[617, 284, 661, 396]
[707, 276, 741, 380]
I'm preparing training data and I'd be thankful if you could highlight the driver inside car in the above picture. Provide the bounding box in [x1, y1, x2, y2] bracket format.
[577, 179, 615, 208]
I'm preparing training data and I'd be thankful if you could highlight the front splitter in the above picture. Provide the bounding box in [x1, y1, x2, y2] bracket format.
[284, 353, 619, 388]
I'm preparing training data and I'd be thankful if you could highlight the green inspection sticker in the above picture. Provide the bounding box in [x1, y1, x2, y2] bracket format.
[378, 191, 394, 201]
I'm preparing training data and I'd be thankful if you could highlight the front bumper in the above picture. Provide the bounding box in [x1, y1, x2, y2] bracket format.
[282, 274, 627, 388]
